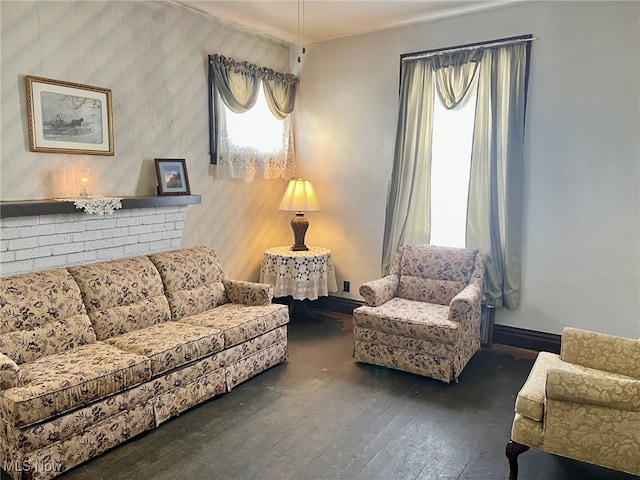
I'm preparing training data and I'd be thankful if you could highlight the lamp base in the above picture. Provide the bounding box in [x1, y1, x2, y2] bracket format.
[290, 213, 309, 251]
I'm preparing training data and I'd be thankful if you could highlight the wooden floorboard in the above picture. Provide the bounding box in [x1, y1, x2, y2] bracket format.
[4, 310, 638, 480]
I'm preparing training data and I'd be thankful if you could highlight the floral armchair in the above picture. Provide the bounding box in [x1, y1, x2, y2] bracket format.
[506, 327, 640, 479]
[353, 244, 485, 383]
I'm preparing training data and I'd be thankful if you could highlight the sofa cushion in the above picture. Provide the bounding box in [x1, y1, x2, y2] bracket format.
[148, 246, 228, 319]
[4, 380, 157, 454]
[0, 342, 150, 428]
[0, 314, 96, 365]
[86, 296, 172, 341]
[353, 298, 459, 344]
[514, 351, 557, 422]
[179, 303, 289, 348]
[165, 283, 227, 320]
[0, 268, 87, 335]
[0, 268, 90, 363]
[68, 256, 171, 340]
[103, 322, 224, 377]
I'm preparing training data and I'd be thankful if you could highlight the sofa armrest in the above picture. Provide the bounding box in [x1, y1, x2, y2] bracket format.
[223, 279, 275, 306]
[561, 327, 640, 378]
[0, 352, 21, 390]
[546, 368, 640, 412]
[359, 275, 398, 307]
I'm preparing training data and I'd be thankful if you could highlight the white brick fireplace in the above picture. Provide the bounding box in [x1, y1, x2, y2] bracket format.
[0, 202, 192, 277]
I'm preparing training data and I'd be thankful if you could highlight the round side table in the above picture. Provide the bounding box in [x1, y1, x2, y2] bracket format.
[260, 246, 338, 301]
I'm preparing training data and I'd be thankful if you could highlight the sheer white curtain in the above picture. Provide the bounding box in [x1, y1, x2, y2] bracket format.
[208, 54, 298, 181]
[216, 85, 295, 181]
[383, 39, 530, 309]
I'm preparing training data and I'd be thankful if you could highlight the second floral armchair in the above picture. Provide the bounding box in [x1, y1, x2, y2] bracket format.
[353, 244, 486, 383]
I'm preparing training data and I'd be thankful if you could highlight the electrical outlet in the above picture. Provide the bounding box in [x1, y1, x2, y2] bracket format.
[343, 281, 350, 293]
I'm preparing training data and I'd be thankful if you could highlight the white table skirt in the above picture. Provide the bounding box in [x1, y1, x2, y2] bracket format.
[260, 246, 338, 300]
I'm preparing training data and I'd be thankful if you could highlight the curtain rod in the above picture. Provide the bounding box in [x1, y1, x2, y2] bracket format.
[402, 36, 536, 62]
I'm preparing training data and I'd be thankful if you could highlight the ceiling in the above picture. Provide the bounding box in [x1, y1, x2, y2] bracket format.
[172, 0, 518, 45]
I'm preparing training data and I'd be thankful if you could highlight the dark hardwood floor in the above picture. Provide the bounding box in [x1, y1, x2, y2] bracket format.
[5, 310, 637, 480]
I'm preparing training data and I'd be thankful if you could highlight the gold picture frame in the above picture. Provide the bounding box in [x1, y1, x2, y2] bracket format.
[25, 75, 114, 155]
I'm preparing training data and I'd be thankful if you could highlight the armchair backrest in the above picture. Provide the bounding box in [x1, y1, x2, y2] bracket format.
[392, 244, 479, 306]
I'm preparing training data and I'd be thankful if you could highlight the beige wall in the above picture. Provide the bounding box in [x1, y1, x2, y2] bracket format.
[0, 0, 294, 280]
[294, 1, 640, 338]
[2, 1, 638, 339]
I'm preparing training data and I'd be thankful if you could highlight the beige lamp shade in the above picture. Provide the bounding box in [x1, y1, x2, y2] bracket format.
[279, 178, 320, 251]
[278, 178, 321, 213]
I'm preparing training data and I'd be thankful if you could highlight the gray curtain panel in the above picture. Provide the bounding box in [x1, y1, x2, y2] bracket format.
[467, 43, 528, 309]
[210, 54, 261, 113]
[382, 58, 435, 273]
[262, 70, 298, 120]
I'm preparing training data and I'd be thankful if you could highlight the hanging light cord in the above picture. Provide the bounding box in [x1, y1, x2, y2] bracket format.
[297, 0, 305, 62]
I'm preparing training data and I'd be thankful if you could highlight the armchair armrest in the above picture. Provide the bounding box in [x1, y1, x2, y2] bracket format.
[359, 275, 399, 307]
[561, 327, 640, 378]
[0, 352, 21, 390]
[449, 251, 485, 322]
[449, 282, 483, 321]
[546, 368, 640, 412]
[223, 279, 275, 306]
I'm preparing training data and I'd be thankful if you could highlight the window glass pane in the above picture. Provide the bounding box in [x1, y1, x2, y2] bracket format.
[429, 82, 477, 248]
[224, 85, 284, 153]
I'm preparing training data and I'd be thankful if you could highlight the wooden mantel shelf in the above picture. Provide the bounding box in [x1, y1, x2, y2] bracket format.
[0, 195, 201, 219]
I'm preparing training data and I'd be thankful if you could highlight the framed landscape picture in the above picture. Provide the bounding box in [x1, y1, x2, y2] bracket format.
[25, 76, 114, 155]
[155, 158, 191, 195]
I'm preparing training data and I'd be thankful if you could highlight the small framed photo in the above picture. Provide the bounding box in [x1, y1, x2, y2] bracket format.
[154, 158, 191, 195]
[25, 76, 114, 155]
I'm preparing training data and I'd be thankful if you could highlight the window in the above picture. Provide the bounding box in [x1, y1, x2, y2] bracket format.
[222, 84, 290, 157]
[429, 76, 477, 248]
[383, 36, 532, 308]
[208, 54, 298, 181]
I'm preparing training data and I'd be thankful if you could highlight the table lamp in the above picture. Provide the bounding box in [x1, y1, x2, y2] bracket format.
[278, 178, 321, 251]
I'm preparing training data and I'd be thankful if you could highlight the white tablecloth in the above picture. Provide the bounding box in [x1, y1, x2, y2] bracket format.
[260, 246, 338, 300]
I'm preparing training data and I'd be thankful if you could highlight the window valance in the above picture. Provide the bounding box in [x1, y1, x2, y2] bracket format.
[209, 54, 299, 119]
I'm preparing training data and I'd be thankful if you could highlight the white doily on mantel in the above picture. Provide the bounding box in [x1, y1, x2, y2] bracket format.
[56, 197, 123, 215]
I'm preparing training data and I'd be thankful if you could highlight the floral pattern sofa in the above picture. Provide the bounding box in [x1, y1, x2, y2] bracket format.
[506, 327, 640, 479]
[0, 246, 289, 479]
[353, 244, 485, 383]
